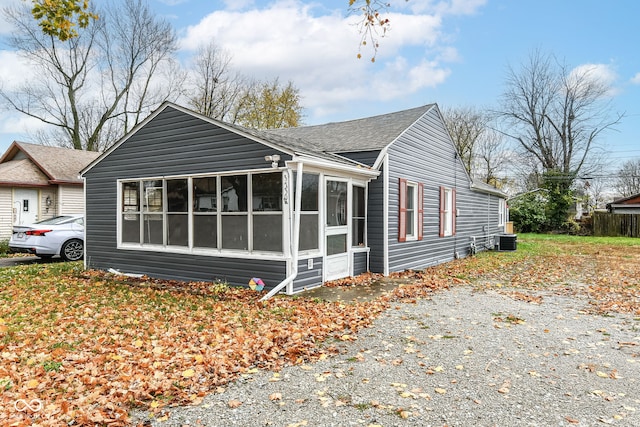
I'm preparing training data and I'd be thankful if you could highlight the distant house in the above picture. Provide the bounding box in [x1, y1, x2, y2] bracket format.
[0, 142, 99, 240]
[81, 102, 507, 295]
[606, 193, 640, 214]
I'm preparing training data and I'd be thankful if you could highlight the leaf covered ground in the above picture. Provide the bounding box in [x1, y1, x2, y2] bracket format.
[0, 234, 638, 426]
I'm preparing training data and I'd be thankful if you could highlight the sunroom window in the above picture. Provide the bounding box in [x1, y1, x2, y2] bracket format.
[193, 177, 217, 248]
[294, 173, 319, 252]
[352, 186, 365, 246]
[143, 180, 163, 245]
[252, 173, 282, 252]
[221, 175, 248, 250]
[122, 182, 140, 243]
[167, 179, 188, 246]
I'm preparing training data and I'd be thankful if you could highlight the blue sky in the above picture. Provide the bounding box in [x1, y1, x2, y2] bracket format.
[1, 0, 638, 171]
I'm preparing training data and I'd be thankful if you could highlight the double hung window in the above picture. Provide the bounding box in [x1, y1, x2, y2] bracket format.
[439, 186, 456, 237]
[398, 178, 423, 242]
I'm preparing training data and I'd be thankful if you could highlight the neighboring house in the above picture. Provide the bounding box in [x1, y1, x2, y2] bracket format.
[606, 193, 640, 214]
[81, 102, 507, 295]
[0, 141, 100, 241]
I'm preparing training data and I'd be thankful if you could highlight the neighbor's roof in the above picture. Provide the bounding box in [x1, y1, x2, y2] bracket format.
[267, 105, 434, 153]
[0, 141, 100, 185]
[608, 192, 640, 205]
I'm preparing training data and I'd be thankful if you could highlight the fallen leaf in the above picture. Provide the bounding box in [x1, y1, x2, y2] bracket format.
[228, 399, 243, 408]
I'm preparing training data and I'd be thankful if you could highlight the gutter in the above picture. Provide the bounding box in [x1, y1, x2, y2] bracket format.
[260, 161, 304, 301]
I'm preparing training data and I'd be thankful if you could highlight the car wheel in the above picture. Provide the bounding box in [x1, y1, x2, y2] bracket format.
[61, 239, 84, 262]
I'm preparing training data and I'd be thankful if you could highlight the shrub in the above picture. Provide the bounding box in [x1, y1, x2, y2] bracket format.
[509, 193, 547, 233]
[0, 240, 9, 256]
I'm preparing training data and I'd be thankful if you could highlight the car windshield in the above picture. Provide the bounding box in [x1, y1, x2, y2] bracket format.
[34, 216, 79, 225]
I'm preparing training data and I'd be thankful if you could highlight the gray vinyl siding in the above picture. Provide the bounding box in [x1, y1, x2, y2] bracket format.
[292, 257, 323, 292]
[353, 251, 368, 276]
[339, 150, 381, 167]
[366, 163, 385, 273]
[386, 107, 505, 273]
[84, 106, 291, 287]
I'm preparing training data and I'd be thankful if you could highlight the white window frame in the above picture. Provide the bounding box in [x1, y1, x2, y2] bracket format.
[498, 198, 506, 227]
[405, 181, 419, 241]
[443, 187, 453, 237]
[117, 169, 285, 258]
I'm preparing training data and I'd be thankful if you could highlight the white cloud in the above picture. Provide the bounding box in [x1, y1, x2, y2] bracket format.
[178, 0, 461, 121]
[631, 72, 640, 85]
[0, 0, 22, 35]
[0, 50, 34, 88]
[569, 63, 618, 96]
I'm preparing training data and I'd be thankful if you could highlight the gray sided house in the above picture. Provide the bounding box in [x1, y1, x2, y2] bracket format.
[81, 102, 507, 295]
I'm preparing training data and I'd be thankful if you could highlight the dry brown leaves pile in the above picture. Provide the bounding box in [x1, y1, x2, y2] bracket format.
[0, 268, 388, 426]
[1, 238, 638, 426]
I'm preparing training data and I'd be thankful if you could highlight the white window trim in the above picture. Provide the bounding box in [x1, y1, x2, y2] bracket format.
[405, 181, 419, 241]
[443, 187, 453, 237]
[498, 198, 506, 226]
[117, 170, 286, 256]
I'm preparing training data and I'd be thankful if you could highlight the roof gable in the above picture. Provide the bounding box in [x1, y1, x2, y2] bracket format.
[1, 141, 100, 184]
[82, 102, 372, 176]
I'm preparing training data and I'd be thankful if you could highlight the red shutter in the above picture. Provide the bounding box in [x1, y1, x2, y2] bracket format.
[398, 178, 407, 242]
[452, 188, 457, 236]
[438, 186, 445, 237]
[417, 182, 424, 240]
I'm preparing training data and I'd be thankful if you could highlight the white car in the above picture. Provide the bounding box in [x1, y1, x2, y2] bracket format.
[9, 215, 85, 261]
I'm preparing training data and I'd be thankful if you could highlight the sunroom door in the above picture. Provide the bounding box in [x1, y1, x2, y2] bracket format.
[325, 179, 349, 281]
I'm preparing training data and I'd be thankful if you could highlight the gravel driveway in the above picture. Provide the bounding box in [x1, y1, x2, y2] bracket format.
[132, 287, 640, 427]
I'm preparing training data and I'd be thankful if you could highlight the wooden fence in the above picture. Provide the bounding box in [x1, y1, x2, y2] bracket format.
[593, 212, 640, 237]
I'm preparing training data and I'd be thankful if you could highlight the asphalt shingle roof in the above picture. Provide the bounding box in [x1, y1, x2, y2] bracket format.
[0, 141, 100, 184]
[266, 105, 434, 153]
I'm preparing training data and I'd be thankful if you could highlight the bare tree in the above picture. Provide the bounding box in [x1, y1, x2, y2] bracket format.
[474, 128, 510, 188]
[498, 50, 622, 187]
[186, 42, 247, 122]
[443, 106, 511, 188]
[613, 158, 640, 197]
[443, 106, 486, 175]
[0, 0, 180, 151]
[582, 177, 609, 211]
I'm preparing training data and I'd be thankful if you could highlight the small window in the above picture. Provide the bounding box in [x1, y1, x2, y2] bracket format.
[498, 199, 506, 226]
[352, 186, 365, 246]
[294, 173, 319, 252]
[399, 179, 423, 242]
[406, 183, 417, 240]
[439, 186, 456, 237]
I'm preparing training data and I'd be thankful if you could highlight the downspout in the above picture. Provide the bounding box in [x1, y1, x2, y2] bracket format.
[260, 161, 303, 301]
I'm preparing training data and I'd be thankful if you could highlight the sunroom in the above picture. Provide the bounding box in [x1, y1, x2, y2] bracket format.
[114, 156, 378, 296]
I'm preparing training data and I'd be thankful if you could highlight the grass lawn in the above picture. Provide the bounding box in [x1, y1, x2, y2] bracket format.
[1, 234, 638, 426]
